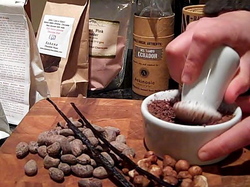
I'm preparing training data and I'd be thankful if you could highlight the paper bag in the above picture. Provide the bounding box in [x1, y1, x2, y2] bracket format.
[36, 0, 90, 97]
[88, 0, 132, 91]
[0, 0, 49, 125]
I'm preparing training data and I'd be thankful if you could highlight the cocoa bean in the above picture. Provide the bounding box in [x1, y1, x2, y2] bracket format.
[24, 159, 38, 176]
[16, 142, 29, 159]
[71, 164, 93, 177]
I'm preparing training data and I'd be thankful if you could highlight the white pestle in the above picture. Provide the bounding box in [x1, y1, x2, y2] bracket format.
[173, 46, 240, 124]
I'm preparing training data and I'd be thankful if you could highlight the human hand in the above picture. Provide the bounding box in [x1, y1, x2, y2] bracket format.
[166, 10, 250, 104]
[165, 10, 250, 161]
[198, 95, 250, 161]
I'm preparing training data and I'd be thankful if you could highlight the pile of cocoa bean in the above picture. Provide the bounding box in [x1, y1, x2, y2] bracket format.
[16, 118, 135, 187]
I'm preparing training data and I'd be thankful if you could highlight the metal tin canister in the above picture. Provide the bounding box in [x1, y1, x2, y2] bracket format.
[132, 14, 174, 96]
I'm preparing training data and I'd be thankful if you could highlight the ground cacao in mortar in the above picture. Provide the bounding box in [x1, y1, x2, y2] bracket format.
[148, 99, 234, 126]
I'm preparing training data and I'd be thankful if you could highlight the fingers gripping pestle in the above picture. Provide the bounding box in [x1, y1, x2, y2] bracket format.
[173, 46, 240, 124]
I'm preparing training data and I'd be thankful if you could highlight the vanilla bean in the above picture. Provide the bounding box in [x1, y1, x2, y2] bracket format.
[71, 102, 179, 187]
[46, 98, 133, 187]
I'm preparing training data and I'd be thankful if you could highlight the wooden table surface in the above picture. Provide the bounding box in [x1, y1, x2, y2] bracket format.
[0, 97, 249, 187]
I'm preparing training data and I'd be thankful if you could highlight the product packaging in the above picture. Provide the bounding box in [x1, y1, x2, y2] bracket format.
[88, 0, 133, 91]
[36, 0, 90, 97]
[0, 0, 49, 126]
[132, 0, 175, 96]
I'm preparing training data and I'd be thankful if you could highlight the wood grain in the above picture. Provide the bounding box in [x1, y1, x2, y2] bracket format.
[0, 97, 249, 187]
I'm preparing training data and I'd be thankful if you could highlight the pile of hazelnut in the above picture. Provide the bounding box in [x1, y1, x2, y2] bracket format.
[123, 151, 208, 187]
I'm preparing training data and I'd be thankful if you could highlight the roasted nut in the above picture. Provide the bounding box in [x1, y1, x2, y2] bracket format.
[24, 159, 38, 176]
[193, 175, 208, 187]
[177, 171, 193, 179]
[137, 158, 151, 171]
[133, 175, 150, 187]
[175, 160, 190, 172]
[181, 178, 193, 187]
[122, 167, 130, 175]
[162, 166, 177, 177]
[144, 150, 156, 158]
[163, 175, 179, 186]
[148, 164, 162, 177]
[163, 155, 177, 168]
[128, 169, 139, 178]
[16, 142, 29, 159]
[188, 166, 203, 176]
[146, 155, 158, 164]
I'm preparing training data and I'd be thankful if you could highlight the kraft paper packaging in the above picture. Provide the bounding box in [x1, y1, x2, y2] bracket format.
[182, 4, 205, 32]
[36, 0, 90, 97]
[132, 14, 174, 96]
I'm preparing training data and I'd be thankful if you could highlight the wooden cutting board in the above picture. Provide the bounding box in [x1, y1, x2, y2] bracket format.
[0, 97, 249, 187]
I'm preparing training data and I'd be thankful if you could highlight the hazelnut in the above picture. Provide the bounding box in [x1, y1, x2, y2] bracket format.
[188, 166, 203, 176]
[181, 178, 193, 187]
[122, 167, 130, 175]
[162, 166, 177, 177]
[193, 175, 208, 187]
[175, 160, 190, 172]
[163, 155, 177, 168]
[133, 175, 150, 187]
[137, 158, 151, 171]
[177, 171, 193, 179]
[144, 150, 156, 158]
[148, 164, 162, 177]
[128, 169, 139, 178]
[163, 175, 179, 186]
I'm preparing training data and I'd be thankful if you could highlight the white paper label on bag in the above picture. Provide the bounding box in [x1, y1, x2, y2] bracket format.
[38, 15, 74, 58]
[0, 13, 30, 125]
[89, 18, 119, 57]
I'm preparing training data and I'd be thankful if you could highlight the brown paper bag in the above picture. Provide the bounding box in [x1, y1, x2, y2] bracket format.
[36, 0, 89, 97]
